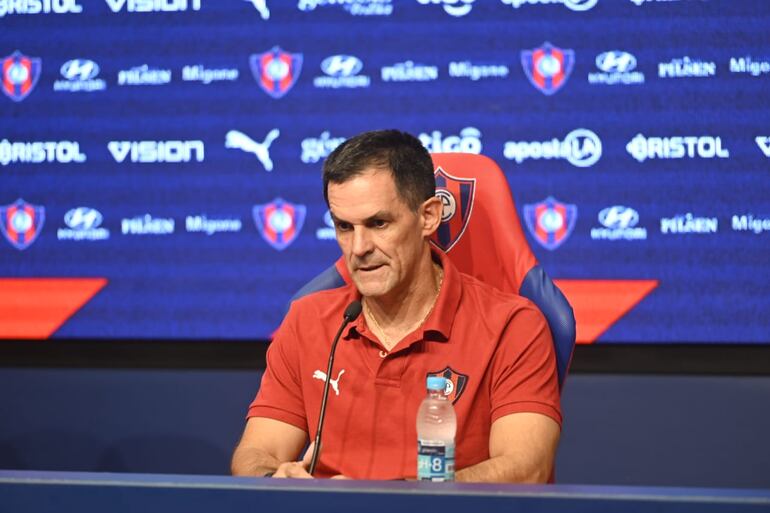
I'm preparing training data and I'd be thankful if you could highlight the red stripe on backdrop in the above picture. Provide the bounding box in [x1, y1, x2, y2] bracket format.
[554, 279, 659, 344]
[0, 278, 107, 339]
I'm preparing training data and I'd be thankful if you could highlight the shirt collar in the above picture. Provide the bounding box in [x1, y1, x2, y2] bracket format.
[421, 248, 461, 342]
[344, 291, 364, 340]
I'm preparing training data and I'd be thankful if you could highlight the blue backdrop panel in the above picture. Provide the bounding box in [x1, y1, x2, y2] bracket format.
[0, 0, 768, 342]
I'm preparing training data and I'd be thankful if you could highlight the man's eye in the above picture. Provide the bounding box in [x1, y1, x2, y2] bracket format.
[372, 219, 387, 228]
[336, 222, 352, 231]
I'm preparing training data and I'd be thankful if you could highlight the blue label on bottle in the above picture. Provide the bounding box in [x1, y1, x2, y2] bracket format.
[417, 440, 455, 481]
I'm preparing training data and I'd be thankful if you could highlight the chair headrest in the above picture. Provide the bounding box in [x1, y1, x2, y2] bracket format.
[429, 153, 538, 295]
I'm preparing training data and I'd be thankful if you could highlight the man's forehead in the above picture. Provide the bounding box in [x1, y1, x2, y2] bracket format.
[327, 169, 403, 213]
[327, 169, 398, 203]
[328, 197, 400, 222]
[329, 167, 395, 190]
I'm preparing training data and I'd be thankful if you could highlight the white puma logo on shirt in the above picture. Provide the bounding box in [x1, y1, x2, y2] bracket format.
[312, 369, 345, 396]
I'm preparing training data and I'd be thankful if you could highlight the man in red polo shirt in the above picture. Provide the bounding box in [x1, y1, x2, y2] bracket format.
[231, 130, 561, 482]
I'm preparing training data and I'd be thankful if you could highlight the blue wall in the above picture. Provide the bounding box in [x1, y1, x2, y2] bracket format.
[557, 374, 770, 488]
[1, 368, 768, 488]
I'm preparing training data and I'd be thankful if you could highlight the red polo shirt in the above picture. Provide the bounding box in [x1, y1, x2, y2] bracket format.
[248, 250, 561, 480]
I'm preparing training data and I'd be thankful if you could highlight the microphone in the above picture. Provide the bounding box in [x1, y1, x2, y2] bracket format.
[308, 300, 362, 476]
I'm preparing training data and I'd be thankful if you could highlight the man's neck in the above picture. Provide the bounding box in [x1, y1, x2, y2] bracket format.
[363, 251, 442, 351]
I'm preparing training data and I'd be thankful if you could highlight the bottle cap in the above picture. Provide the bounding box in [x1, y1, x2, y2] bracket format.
[426, 376, 448, 392]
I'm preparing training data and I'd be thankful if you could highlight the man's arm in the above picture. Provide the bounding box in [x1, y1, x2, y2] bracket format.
[455, 412, 560, 483]
[231, 417, 308, 477]
[456, 299, 562, 483]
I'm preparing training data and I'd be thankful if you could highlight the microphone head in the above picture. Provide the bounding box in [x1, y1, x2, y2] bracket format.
[343, 300, 362, 322]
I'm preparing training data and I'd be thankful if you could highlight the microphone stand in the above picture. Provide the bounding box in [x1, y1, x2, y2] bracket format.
[308, 300, 361, 476]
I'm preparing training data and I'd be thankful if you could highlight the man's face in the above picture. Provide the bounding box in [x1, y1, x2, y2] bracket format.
[328, 168, 434, 300]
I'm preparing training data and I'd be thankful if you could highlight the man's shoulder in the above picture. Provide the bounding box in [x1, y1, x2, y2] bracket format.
[456, 270, 544, 322]
[452, 271, 553, 357]
[274, 285, 358, 347]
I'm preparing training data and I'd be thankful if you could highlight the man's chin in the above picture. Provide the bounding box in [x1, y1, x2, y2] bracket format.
[352, 277, 388, 299]
[355, 284, 384, 298]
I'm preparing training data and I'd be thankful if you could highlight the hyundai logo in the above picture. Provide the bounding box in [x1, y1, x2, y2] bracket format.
[64, 207, 103, 230]
[598, 206, 639, 229]
[595, 51, 637, 73]
[320, 55, 363, 78]
[60, 59, 100, 81]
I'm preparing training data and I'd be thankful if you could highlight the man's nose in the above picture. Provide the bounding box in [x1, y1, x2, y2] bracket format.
[351, 227, 373, 257]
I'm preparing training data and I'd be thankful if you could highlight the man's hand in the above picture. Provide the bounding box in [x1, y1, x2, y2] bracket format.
[272, 442, 351, 479]
[231, 417, 307, 477]
[232, 420, 352, 479]
[273, 442, 315, 479]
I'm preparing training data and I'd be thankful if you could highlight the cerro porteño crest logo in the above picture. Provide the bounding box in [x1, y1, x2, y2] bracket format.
[521, 42, 574, 95]
[1, 198, 45, 250]
[2, 50, 41, 102]
[252, 198, 306, 251]
[427, 367, 468, 404]
[431, 167, 476, 253]
[250, 46, 303, 99]
[523, 196, 577, 250]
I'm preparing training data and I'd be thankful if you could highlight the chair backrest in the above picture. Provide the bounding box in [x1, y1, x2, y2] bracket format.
[290, 153, 575, 387]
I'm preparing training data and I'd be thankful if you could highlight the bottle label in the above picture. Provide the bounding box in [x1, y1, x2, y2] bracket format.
[417, 440, 455, 481]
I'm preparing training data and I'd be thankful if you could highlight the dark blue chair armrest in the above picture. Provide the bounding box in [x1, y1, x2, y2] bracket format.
[284, 264, 345, 317]
[519, 265, 576, 389]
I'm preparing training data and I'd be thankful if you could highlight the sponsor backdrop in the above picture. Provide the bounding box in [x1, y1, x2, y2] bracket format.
[0, 0, 768, 343]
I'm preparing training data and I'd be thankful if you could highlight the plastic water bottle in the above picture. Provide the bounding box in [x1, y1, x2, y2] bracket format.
[416, 376, 456, 481]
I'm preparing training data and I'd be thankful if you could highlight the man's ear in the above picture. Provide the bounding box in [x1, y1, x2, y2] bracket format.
[421, 195, 443, 237]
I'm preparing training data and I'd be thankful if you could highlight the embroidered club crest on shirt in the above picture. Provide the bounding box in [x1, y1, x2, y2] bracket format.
[427, 367, 468, 404]
[431, 167, 476, 253]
